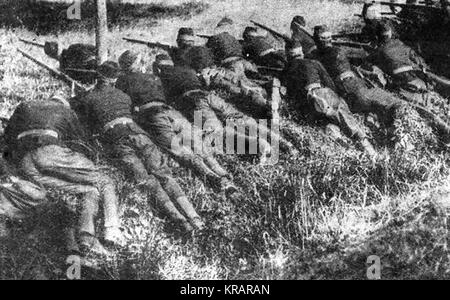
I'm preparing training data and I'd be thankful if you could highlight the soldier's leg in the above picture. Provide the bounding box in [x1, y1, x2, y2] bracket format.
[20, 145, 123, 250]
[112, 138, 194, 232]
[310, 88, 376, 156]
[141, 110, 232, 191]
[133, 132, 204, 230]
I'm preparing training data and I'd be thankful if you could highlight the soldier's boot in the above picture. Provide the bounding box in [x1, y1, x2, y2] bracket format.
[147, 182, 194, 233]
[174, 196, 205, 231]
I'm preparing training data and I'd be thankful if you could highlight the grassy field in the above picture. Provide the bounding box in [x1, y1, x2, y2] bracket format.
[1, 0, 450, 280]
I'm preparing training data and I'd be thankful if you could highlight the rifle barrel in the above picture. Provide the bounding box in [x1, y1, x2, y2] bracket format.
[123, 37, 149, 46]
[250, 20, 292, 42]
[19, 38, 45, 48]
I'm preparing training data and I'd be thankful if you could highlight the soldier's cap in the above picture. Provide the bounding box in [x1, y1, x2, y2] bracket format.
[243, 26, 259, 38]
[155, 54, 174, 66]
[177, 27, 195, 41]
[49, 92, 71, 108]
[217, 17, 234, 28]
[291, 16, 306, 29]
[365, 4, 382, 20]
[119, 50, 140, 70]
[314, 25, 332, 39]
[97, 61, 120, 79]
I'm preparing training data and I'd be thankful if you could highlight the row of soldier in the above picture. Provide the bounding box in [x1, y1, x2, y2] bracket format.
[2, 8, 450, 260]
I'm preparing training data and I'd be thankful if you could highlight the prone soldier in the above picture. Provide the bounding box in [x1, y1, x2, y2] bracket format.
[367, 22, 445, 107]
[241, 26, 286, 74]
[282, 40, 376, 158]
[4, 94, 124, 255]
[153, 54, 286, 164]
[311, 25, 413, 143]
[74, 62, 205, 233]
[116, 51, 238, 194]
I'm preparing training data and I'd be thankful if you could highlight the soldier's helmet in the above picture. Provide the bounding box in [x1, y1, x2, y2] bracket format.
[44, 41, 59, 60]
[217, 17, 234, 28]
[291, 15, 306, 31]
[97, 61, 120, 80]
[153, 54, 174, 76]
[243, 26, 259, 39]
[314, 25, 333, 47]
[177, 27, 196, 49]
[119, 50, 140, 72]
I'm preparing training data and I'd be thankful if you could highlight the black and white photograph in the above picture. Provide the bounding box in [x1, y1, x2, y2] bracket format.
[0, 0, 450, 282]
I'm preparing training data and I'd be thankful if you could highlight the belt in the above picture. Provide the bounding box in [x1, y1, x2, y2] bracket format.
[103, 117, 134, 132]
[182, 89, 205, 98]
[305, 83, 322, 93]
[17, 129, 59, 141]
[259, 48, 277, 57]
[392, 66, 414, 75]
[135, 101, 167, 113]
[338, 71, 356, 82]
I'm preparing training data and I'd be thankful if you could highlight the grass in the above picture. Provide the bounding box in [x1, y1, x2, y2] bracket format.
[1, 0, 450, 280]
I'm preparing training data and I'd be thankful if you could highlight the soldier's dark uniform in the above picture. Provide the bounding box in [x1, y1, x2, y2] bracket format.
[116, 52, 234, 192]
[4, 97, 122, 252]
[44, 42, 97, 83]
[282, 42, 374, 155]
[180, 48, 298, 156]
[0, 155, 48, 235]
[312, 27, 405, 120]
[290, 16, 317, 57]
[367, 23, 439, 105]
[242, 27, 286, 72]
[76, 62, 203, 232]
[155, 58, 279, 162]
[206, 32, 262, 79]
[184, 46, 270, 116]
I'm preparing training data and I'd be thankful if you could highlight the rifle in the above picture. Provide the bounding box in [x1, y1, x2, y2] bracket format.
[17, 48, 92, 94]
[367, 1, 442, 11]
[19, 38, 45, 48]
[250, 20, 292, 42]
[332, 41, 375, 51]
[123, 37, 171, 52]
[197, 34, 212, 39]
